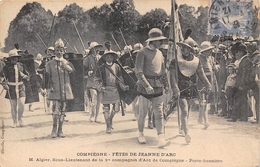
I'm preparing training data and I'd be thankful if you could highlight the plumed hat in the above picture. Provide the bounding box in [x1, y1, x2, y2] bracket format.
[55, 38, 66, 49]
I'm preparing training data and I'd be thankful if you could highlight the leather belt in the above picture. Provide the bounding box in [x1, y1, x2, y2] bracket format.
[8, 82, 23, 86]
[145, 75, 161, 79]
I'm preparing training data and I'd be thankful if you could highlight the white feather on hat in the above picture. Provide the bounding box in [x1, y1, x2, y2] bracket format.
[55, 38, 66, 48]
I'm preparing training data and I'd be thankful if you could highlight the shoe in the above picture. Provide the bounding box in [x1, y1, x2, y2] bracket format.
[224, 116, 231, 119]
[132, 116, 137, 121]
[51, 132, 57, 138]
[106, 127, 112, 134]
[148, 122, 153, 129]
[204, 123, 210, 129]
[95, 120, 101, 123]
[185, 135, 191, 144]
[251, 121, 259, 124]
[12, 122, 17, 128]
[57, 131, 65, 138]
[89, 117, 95, 122]
[179, 129, 185, 137]
[18, 119, 23, 127]
[197, 119, 203, 124]
[158, 134, 171, 148]
[227, 119, 237, 122]
[138, 136, 147, 144]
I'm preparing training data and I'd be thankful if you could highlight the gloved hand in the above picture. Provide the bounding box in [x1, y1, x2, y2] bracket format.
[2, 83, 9, 90]
[88, 70, 93, 76]
[165, 86, 170, 94]
[40, 89, 46, 96]
[206, 87, 212, 94]
[145, 86, 154, 94]
[22, 75, 30, 81]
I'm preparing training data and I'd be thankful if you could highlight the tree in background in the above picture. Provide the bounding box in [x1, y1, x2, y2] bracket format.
[138, 8, 168, 43]
[3, 1, 259, 55]
[54, 3, 85, 53]
[4, 2, 53, 55]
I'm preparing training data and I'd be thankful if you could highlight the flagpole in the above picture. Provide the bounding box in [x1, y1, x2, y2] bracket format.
[167, 0, 181, 132]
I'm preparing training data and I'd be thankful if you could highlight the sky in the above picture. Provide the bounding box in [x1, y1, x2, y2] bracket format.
[0, 0, 259, 48]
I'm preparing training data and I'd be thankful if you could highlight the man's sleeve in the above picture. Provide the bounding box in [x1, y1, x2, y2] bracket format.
[135, 51, 152, 89]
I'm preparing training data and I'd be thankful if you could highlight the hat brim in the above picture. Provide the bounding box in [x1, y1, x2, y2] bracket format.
[133, 50, 140, 54]
[90, 44, 103, 50]
[200, 46, 215, 53]
[145, 36, 167, 42]
[176, 42, 194, 50]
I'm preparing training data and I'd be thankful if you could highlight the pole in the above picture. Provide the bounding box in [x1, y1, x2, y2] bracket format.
[169, 0, 181, 132]
[72, 21, 86, 51]
[36, 33, 48, 49]
[48, 14, 56, 47]
[119, 28, 135, 67]
[74, 46, 79, 54]
[63, 38, 76, 53]
[110, 33, 122, 51]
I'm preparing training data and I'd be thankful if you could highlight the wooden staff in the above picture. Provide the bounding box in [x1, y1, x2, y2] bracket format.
[36, 33, 48, 49]
[72, 21, 86, 51]
[48, 14, 56, 47]
[63, 38, 76, 53]
[119, 28, 134, 66]
[110, 33, 121, 51]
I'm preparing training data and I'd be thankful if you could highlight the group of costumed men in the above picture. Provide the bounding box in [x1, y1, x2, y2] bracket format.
[1, 26, 259, 149]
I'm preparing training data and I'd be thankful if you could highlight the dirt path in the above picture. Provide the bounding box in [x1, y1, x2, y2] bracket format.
[0, 96, 259, 167]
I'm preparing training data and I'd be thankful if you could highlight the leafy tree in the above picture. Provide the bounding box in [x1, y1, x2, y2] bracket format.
[53, 3, 85, 53]
[194, 6, 211, 44]
[138, 8, 168, 42]
[4, 2, 53, 55]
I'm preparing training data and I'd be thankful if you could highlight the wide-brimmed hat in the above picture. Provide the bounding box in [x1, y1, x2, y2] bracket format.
[145, 28, 167, 42]
[177, 37, 198, 51]
[98, 51, 119, 65]
[8, 49, 20, 57]
[55, 38, 66, 49]
[133, 43, 143, 54]
[247, 36, 254, 42]
[226, 63, 237, 69]
[89, 42, 102, 50]
[200, 41, 215, 53]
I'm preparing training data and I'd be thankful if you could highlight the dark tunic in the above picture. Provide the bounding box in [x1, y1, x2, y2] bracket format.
[169, 54, 211, 99]
[0, 63, 26, 99]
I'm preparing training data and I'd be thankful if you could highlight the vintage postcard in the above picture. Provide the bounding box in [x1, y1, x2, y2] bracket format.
[0, 0, 259, 167]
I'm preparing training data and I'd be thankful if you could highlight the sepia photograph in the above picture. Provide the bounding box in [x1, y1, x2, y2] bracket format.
[0, 0, 260, 166]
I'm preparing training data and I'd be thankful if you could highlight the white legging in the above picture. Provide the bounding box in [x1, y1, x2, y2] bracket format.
[10, 97, 25, 123]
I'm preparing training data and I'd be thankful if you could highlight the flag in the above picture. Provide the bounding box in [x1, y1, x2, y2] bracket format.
[166, 0, 183, 69]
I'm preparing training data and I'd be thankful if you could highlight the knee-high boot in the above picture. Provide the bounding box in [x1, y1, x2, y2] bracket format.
[57, 113, 65, 137]
[51, 114, 59, 138]
[104, 111, 111, 134]
[110, 109, 116, 130]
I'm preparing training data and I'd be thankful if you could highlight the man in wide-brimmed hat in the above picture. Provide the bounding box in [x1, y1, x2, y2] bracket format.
[135, 28, 171, 148]
[96, 51, 129, 133]
[0, 49, 29, 128]
[249, 38, 260, 124]
[197, 41, 216, 128]
[228, 43, 253, 122]
[83, 41, 103, 123]
[43, 38, 75, 138]
[169, 35, 212, 144]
